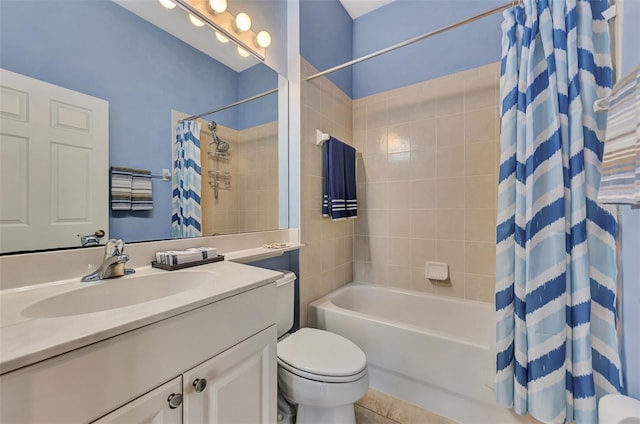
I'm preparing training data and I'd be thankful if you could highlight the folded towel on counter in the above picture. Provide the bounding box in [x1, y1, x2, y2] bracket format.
[322, 137, 358, 220]
[597, 65, 640, 205]
[111, 166, 132, 210]
[155, 247, 218, 266]
[131, 168, 153, 210]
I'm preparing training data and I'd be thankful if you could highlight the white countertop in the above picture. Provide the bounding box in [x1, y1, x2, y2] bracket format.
[0, 261, 283, 374]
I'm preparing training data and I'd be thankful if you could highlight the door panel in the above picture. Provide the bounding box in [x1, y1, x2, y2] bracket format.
[0, 68, 108, 252]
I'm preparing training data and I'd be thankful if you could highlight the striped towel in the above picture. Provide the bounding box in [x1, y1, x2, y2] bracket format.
[111, 166, 132, 211]
[155, 247, 217, 265]
[322, 137, 357, 220]
[131, 168, 153, 211]
[598, 65, 640, 205]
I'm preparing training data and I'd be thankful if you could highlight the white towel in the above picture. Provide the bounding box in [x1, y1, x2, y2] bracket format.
[155, 247, 217, 265]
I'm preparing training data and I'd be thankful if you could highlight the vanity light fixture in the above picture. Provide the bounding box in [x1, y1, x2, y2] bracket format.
[237, 47, 250, 58]
[234, 12, 251, 32]
[189, 14, 205, 27]
[158, 0, 177, 9]
[208, 0, 227, 14]
[255, 30, 271, 48]
[170, 0, 268, 60]
[215, 31, 229, 43]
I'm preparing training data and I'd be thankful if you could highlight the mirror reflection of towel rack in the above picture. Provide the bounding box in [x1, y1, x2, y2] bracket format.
[151, 169, 172, 181]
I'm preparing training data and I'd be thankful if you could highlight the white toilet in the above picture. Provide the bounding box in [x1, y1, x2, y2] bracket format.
[599, 394, 640, 423]
[276, 272, 369, 424]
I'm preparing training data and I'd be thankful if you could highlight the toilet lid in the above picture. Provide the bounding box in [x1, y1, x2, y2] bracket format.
[277, 328, 367, 378]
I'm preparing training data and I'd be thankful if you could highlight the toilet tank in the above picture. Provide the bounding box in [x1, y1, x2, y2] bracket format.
[276, 271, 296, 338]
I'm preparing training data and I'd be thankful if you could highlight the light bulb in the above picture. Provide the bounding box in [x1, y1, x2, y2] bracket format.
[237, 47, 250, 58]
[255, 31, 271, 48]
[209, 0, 227, 14]
[215, 32, 229, 43]
[189, 14, 205, 27]
[158, 0, 176, 9]
[234, 12, 251, 32]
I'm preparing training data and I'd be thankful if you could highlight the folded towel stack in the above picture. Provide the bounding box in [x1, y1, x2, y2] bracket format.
[598, 65, 640, 205]
[111, 167, 133, 210]
[132, 168, 153, 210]
[155, 247, 218, 266]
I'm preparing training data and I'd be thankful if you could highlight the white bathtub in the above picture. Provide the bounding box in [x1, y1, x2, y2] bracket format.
[309, 283, 531, 424]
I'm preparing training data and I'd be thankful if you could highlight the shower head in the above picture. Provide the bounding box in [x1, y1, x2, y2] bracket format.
[216, 139, 230, 152]
[207, 121, 230, 153]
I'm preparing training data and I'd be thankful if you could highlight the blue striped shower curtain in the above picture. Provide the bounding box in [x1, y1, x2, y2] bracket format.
[171, 121, 202, 238]
[495, 1, 624, 422]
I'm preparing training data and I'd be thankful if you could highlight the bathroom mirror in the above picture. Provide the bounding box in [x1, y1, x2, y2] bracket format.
[0, 0, 288, 253]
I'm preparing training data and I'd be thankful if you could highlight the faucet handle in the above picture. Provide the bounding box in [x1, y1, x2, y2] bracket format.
[104, 239, 125, 258]
[115, 239, 124, 255]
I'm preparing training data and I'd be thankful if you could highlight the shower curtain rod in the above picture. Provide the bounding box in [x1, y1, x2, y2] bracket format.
[306, 0, 522, 82]
[179, 88, 278, 122]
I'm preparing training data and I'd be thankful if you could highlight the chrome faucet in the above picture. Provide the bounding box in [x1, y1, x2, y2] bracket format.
[81, 239, 135, 282]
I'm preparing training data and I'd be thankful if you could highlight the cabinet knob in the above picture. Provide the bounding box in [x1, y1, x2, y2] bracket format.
[167, 393, 183, 409]
[193, 378, 208, 393]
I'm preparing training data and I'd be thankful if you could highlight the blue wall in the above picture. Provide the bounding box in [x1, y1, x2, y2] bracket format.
[299, 0, 504, 100]
[619, 0, 640, 400]
[237, 64, 279, 130]
[300, 0, 353, 97]
[352, 0, 504, 99]
[0, 0, 277, 243]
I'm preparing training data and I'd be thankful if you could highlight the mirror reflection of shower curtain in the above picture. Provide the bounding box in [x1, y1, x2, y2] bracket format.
[171, 121, 202, 238]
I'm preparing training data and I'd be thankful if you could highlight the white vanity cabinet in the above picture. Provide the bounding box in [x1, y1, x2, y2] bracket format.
[0, 281, 277, 423]
[93, 326, 276, 424]
[93, 377, 183, 424]
[183, 326, 276, 423]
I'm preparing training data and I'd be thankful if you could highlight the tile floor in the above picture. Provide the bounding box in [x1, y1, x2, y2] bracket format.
[355, 389, 457, 424]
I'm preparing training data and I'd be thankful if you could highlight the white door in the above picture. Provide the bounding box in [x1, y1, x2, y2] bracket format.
[92, 377, 183, 424]
[183, 326, 277, 424]
[0, 68, 109, 253]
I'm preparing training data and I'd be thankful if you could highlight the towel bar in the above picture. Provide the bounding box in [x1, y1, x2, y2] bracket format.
[316, 129, 330, 146]
[150, 169, 172, 181]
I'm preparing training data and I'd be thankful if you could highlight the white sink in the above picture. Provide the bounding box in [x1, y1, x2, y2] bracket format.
[22, 271, 214, 318]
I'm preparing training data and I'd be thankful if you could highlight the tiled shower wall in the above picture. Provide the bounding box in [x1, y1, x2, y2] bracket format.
[235, 121, 279, 233]
[299, 58, 354, 326]
[201, 125, 238, 235]
[200, 122, 279, 236]
[352, 62, 500, 303]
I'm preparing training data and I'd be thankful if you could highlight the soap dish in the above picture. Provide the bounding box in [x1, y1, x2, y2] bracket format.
[151, 255, 224, 271]
[425, 261, 448, 281]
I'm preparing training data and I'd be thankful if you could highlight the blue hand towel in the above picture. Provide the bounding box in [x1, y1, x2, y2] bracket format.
[322, 137, 357, 220]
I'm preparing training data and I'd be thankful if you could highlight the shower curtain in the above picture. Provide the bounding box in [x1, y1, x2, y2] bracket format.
[494, 1, 624, 422]
[171, 121, 202, 238]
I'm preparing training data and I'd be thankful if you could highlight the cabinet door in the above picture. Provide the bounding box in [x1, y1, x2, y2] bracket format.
[92, 377, 183, 424]
[183, 326, 277, 424]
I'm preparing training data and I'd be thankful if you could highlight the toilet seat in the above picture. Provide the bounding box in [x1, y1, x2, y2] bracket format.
[277, 328, 367, 383]
[277, 357, 368, 383]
